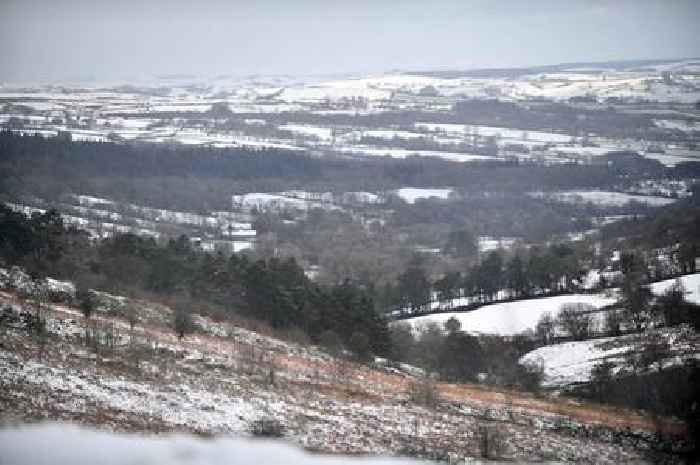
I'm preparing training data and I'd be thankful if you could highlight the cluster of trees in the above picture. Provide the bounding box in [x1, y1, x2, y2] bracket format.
[389, 193, 603, 243]
[534, 263, 700, 346]
[384, 244, 583, 312]
[583, 334, 700, 457]
[389, 317, 541, 389]
[534, 302, 598, 344]
[452, 99, 659, 139]
[358, 134, 500, 158]
[0, 206, 390, 356]
[0, 131, 318, 181]
[600, 200, 700, 277]
[3, 130, 676, 212]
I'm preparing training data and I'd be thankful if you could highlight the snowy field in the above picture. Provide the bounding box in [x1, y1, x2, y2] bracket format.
[414, 122, 572, 145]
[3, 60, 700, 169]
[334, 145, 502, 163]
[520, 326, 700, 387]
[520, 336, 629, 387]
[650, 273, 700, 304]
[643, 151, 700, 167]
[403, 294, 617, 336]
[394, 188, 454, 204]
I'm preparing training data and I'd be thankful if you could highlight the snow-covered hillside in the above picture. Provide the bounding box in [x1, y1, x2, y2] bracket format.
[520, 326, 700, 388]
[1, 276, 676, 463]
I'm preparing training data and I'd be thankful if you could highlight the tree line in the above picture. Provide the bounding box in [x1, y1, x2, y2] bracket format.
[0, 206, 390, 356]
[381, 244, 582, 313]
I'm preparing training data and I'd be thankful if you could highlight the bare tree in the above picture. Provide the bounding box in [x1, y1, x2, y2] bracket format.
[535, 312, 555, 345]
[604, 308, 623, 336]
[125, 304, 139, 346]
[621, 273, 654, 332]
[557, 303, 594, 340]
[173, 306, 193, 341]
[76, 287, 96, 346]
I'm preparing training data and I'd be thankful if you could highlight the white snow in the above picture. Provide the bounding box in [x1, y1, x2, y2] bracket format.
[404, 294, 616, 336]
[643, 151, 700, 167]
[278, 124, 333, 141]
[519, 337, 629, 387]
[654, 119, 699, 132]
[394, 188, 454, 204]
[478, 236, 519, 253]
[415, 123, 572, 145]
[335, 145, 501, 163]
[520, 325, 700, 387]
[361, 130, 426, 140]
[650, 273, 700, 305]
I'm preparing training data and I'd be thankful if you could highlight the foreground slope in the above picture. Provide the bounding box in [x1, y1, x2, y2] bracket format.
[0, 282, 691, 463]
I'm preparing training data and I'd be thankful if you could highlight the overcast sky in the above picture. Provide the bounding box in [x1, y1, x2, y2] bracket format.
[1, 0, 698, 82]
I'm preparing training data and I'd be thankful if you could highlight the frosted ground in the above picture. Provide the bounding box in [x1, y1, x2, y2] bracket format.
[0, 264, 685, 463]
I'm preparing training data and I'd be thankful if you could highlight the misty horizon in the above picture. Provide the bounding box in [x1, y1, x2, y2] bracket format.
[1, 0, 699, 83]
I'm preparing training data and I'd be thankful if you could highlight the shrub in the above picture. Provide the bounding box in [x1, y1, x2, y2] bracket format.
[590, 360, 615, 401]
[604, 308, 623, 336]
[535, 312, 555, 345]
[478, 424, 507, 459]
[348, 331, 371, 361]
[656, 279, 700, 330]
[517, 361, 544, 394]
[408, 377, 441, 408]
[76, 287, 96, 320]
[279, 326, 311, 346]
[250, 417, 284, 438]
[318, 329, 343, 356]
[173, 306, 194, 340]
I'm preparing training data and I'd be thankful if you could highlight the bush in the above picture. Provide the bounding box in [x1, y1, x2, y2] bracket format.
[604, 308, 623, 336]
[517, 361, 544, 394]
[279, 326, 311, 346]
[348, 331, 371, 361]
[250, 417, 284, 438]
[173, 306, 194, 340]
[76, 287, 96, 320]
[408, 377, 441, 408]
[590, 360, 615, 401]
[318, 329, 343, 356]
[478, 424, 507, 459]
[657, 279, 700, 330]
[535, 312, 555, 345]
